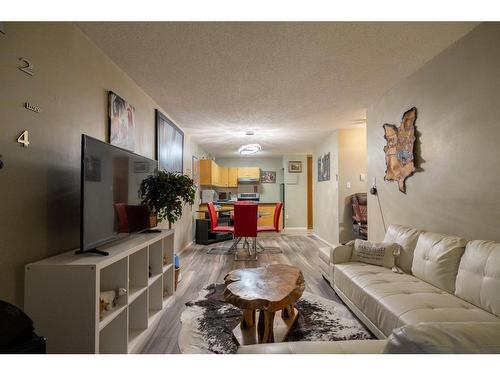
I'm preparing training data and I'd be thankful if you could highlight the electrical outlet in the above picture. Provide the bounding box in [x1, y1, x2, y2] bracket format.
[346, 181, 351, 189]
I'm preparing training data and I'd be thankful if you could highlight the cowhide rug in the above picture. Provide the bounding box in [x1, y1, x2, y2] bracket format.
[178, 283, 373, 354]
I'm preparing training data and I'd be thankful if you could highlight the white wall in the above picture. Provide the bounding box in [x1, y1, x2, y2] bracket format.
[312, 128, 367, 245]
[367, 23, 500, 242]
[282, 155, 308, 228]
[313, 132, 340, 244]
[216, 157, 284, 202]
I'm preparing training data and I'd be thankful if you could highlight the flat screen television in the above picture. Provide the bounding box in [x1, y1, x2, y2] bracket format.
[79, 135, 158, 255]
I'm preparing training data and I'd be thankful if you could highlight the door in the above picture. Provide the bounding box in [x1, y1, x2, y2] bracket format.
[307, 155, 313, 229]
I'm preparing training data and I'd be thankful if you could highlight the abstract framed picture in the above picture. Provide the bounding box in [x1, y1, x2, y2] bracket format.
[288, 160, 302, 173]
[317, 152, 331, 182]
[108, 91, 135, 152]
[261, 170, 277, 183]
[156, 109, 184, 173]
[192, 155, 199, 187]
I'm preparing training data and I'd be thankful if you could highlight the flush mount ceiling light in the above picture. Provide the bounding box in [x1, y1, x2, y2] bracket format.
[238, 143, 261, 155]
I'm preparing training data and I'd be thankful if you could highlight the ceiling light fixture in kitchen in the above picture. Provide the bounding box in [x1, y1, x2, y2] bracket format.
[238, 143, 261, 155]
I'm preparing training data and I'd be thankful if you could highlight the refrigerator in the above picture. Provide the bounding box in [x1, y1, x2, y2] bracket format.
[280, 183, 285, 228]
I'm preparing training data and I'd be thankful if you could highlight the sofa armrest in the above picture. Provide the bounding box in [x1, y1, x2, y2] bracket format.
[384, 322, 500, 354]
[330, 243, 353, 264]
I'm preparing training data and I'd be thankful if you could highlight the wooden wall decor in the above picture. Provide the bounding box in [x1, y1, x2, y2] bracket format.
[383, 107, 417, 193]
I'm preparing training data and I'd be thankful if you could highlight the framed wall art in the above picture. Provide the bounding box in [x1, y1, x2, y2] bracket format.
[261, 170, 277, 183]
[317, 152, 330, 182]
[288, 160, 302, 173]
[156, 109, 184, 173]
[192, 155, 199, 186]
[108, 91, 135, 152]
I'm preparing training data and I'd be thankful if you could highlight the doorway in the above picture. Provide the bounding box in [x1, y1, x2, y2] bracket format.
[307, 155, 313, 229]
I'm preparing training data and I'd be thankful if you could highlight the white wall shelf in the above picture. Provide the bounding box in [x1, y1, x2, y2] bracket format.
[25, 229, 175, 353]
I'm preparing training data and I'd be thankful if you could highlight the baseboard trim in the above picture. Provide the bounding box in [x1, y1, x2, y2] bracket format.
[311, 233, 336, 248]
[179, 240, 194, 254]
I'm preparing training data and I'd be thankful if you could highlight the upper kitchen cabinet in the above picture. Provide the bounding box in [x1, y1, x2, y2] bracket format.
[237, 167, 260, 180]
[219, 167, 229, 187]
[200, 160, 219, 186]
[228, 168, 238, 188]
[200, 160, 231, 187]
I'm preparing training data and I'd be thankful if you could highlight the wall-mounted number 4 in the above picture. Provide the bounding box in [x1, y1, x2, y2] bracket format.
[17, 130, 30, 147]
[18, 57, 34, 76]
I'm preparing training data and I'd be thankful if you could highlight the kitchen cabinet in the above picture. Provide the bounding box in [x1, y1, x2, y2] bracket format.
[228, 168, 238, 187]
[200, 162, 260, 187]
[200, 160, 218, 186]
[219, 167, 229, 187]
[237, 167, 260, 180]
[200, 160, 229, 187]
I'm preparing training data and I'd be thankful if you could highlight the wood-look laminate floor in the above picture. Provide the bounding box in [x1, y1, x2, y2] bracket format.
[141, 231, 338, 354]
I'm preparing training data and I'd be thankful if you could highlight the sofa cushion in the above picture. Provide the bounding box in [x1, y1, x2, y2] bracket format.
[334, 262, 499, 337]
[237, 339, 385, 354]
[411, 232, 467, 293]
[384, 322, 500, 354]
[383, 224, 423, 273]
[455, 240, 500, 317]
[351, 240, 400, 269]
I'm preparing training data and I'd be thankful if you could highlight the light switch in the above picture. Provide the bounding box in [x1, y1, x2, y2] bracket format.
[347, 181, 351, 189]
[360, 174, 366, 182]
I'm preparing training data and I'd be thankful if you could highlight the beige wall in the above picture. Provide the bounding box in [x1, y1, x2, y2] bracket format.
[0, 22, 203, 307]
[283, 155, 308, 228]
[338, 128, 367, 243]
[313, 132, 340, 244]
[313, 128, 367, 245]
[216, 157, 284, 202]
[367, 22, 500, 242]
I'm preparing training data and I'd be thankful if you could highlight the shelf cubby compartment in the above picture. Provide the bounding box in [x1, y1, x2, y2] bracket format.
[99, 257, 128, 325]
[162, 235, 174, 268]
[128, 289, 148, 351]
[162, 264, 174, 306]
[129, 247, 148, 302]
[148, 276, 163, 320]
[148, 239, 163, 281]
[99, 308, 128, 354]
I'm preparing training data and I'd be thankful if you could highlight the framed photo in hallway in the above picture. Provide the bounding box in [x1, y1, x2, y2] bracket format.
[109, 91, 136, 152]
[317, 152, 330, 181]
[156, 109, 184, 173]
[288, 160, 302, 173]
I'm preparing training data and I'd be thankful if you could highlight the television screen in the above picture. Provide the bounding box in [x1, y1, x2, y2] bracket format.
[80, 135, 157, 252]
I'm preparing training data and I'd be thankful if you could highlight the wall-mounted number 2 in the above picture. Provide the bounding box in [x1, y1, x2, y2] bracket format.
[17, 130, 30, 147]
[18, 57, 34, 76]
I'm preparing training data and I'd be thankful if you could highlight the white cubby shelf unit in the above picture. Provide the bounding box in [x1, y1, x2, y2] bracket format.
[24, 229, 175, 354]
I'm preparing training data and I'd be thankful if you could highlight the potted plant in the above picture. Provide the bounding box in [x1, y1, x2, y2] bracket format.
[139, 170, 196, 229]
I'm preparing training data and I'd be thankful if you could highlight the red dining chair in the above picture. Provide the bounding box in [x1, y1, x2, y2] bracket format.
[233, 202, 258, 261]
[206, 202, 235, 254]
[256, 202, 283, 253]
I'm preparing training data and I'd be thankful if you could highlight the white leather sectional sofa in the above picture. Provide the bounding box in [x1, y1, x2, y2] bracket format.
[326, 224, 500, 338]
[239, 224, 500, 353]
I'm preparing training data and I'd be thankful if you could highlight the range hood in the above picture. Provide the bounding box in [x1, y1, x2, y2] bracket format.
[238, 177, 259, 184]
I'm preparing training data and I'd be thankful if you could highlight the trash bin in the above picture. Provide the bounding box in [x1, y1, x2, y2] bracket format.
[0, 300, 46, 353]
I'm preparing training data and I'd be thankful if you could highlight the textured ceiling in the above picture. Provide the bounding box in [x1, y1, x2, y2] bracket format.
[78, 22, 477, 157]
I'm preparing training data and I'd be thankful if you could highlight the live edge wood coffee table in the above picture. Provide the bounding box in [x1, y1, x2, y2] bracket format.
[224, 264, 305, 345]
